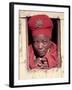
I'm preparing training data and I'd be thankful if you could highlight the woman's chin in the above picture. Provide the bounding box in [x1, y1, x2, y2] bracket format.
[38, 52, 45, 57]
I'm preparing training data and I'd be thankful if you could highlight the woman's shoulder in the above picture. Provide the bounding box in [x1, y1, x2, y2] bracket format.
[50, 41, 57, 52]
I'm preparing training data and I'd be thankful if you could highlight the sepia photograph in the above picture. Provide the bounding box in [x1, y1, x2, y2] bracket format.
[9, 2, 70, 87]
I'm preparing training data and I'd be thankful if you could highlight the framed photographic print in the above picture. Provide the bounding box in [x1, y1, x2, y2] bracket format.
[9, 2, 70, 87]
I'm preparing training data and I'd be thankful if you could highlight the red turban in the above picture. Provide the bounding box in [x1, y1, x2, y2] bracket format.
[28, 15, 53, 38]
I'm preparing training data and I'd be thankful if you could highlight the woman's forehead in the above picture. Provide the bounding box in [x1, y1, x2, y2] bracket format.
[33, 34, 49, 40]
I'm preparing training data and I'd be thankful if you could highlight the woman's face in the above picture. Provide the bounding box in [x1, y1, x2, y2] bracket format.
[33, 34, 50, 57]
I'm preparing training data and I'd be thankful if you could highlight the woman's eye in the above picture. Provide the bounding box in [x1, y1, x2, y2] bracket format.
[34, 40, 39, 43]
[43, 40, 47, 43]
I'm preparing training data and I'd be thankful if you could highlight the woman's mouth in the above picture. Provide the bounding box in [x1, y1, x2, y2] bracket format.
[38, 50, 46, 56]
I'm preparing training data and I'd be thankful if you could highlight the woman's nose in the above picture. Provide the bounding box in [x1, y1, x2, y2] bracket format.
[38, 42, 43, 49]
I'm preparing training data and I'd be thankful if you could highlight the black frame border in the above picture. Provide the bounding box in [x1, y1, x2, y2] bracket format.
[9, 2, 70, 88]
